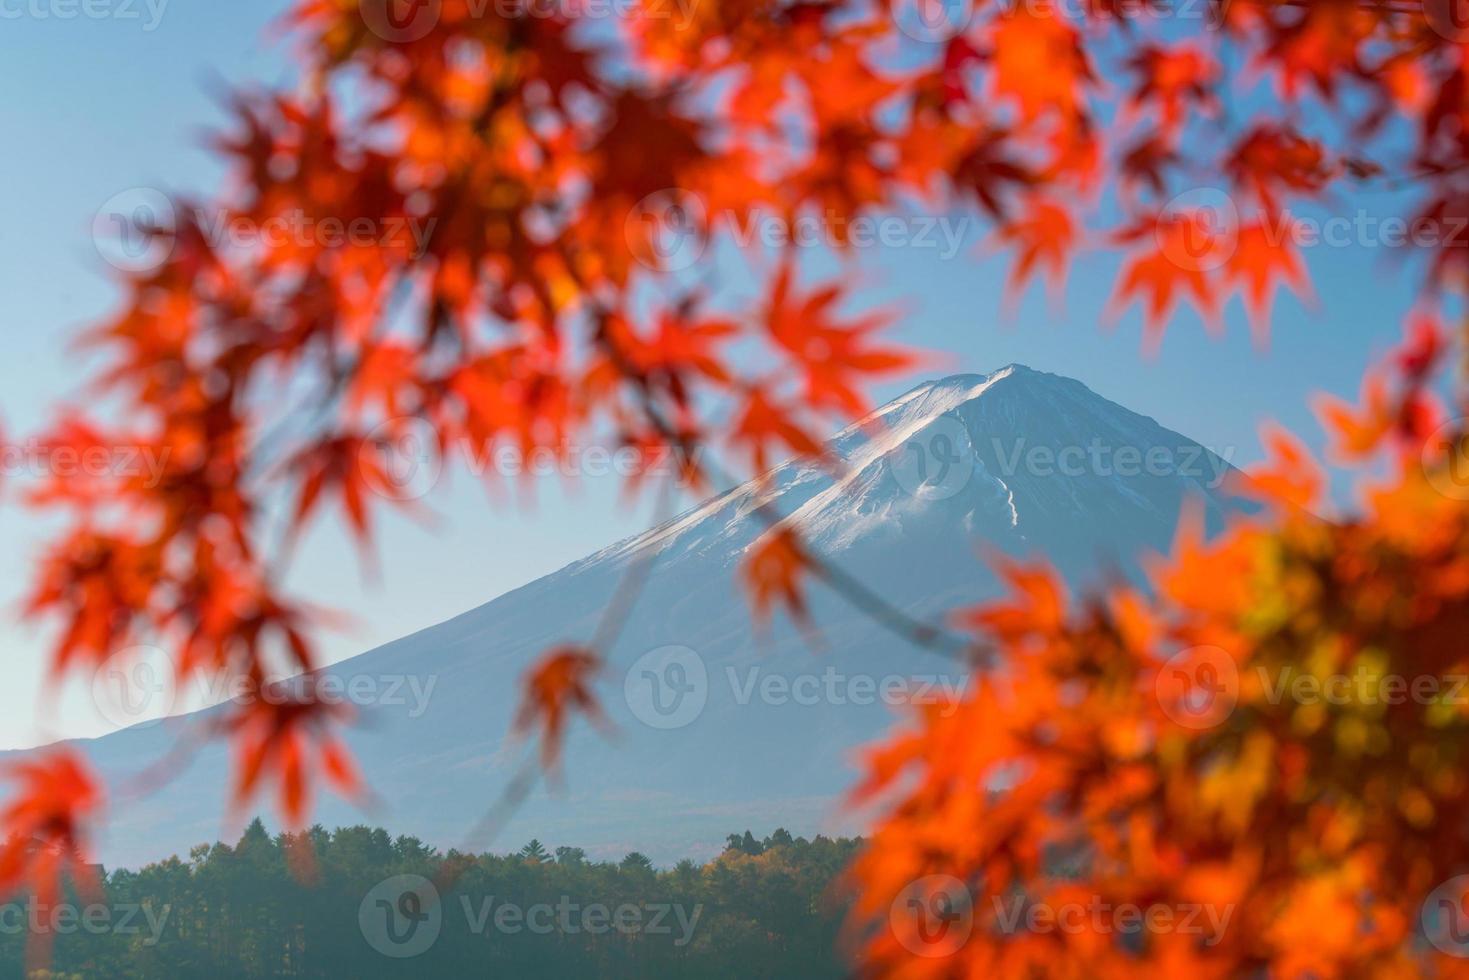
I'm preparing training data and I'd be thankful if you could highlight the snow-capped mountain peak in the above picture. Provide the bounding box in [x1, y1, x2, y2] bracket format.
[600, 364, 1236, 575]
[56, 365, 1245, 870]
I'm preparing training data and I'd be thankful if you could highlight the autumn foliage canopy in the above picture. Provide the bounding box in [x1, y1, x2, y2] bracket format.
[11, 0, 1469, 973]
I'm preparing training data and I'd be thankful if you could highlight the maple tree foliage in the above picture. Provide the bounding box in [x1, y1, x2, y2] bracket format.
[9, 0, 1469, 971]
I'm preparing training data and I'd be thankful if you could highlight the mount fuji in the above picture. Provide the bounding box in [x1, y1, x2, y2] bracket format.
[47, 365, 1243, 869]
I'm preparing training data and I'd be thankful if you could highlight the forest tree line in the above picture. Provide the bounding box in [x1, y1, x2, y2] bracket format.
[11, 821, 861, 978]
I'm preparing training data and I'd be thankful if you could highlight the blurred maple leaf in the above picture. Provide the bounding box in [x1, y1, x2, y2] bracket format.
[513, 646, 606, 770]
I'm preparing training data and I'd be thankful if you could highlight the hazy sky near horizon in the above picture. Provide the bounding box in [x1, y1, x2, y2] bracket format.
[0, 2, 1421, 747]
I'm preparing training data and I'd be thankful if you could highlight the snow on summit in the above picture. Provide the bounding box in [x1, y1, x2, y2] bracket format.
[597, 363, 1238, 572]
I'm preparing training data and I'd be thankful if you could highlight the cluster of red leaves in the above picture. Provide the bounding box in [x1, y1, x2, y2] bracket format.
[847, 334, 1469, 975]
[24, 0, 924, 883]
[10, 0, 1469, 973]
[0, 754, 101, 963]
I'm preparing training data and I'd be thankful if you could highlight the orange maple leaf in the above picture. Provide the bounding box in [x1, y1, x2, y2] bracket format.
[996, 198, 1076, 303]
[741, 527, 810, 629]
[226, 686, 361, 828]
[513, 646, 606, 770]
[760, 264, 914, 418]
[1225, 221, 1312, 344]
[1108, 211, 1225, 350]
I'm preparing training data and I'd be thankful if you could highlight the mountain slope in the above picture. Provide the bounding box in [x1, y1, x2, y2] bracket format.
[55, 365, 1242, 868]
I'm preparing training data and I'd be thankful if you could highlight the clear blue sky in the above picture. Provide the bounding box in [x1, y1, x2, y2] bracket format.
[0, 2, 1412, 747]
